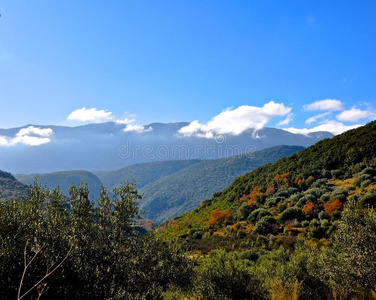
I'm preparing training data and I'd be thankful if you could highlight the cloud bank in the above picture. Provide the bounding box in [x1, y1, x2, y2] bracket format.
[68, 107, 114, 122]
[283, 121, 361, 136]
[115, 118, 136, 125]
[0, 126, 54, 146]
[179, 101, 291, 138]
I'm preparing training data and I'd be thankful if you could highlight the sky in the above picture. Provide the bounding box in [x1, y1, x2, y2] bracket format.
[0, 1, 375, 136]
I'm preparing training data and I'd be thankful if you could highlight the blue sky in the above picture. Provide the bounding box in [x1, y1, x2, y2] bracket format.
[0, 1, 375, 135]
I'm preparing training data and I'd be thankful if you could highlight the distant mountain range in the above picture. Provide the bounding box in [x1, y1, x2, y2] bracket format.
[0, 122, 333, 173]
[14, 145, 304, 223]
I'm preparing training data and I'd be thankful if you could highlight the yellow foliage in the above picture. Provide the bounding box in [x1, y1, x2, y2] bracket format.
[269, 279, 302, 300]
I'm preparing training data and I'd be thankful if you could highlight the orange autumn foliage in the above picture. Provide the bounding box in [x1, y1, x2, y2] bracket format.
[265, 184, 276, 196]
[294, 176, 306, 187]
[324, 199, 343, 216]
[274, 173, 290, 187]
[207, 209, 232, 226]
[247, 199, 257, 207]
[249, 186, 262, 200]
[238, 186, 263, 203]
[302, 201, 314, 216]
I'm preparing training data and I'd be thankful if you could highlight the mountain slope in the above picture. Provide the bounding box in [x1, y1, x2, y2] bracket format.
[16, 171, 104, 200]
[0, 170, 29, 199]
[140, 145, 304, 223]
[95, 159, 202, 191]
[158, 121, 376, 253]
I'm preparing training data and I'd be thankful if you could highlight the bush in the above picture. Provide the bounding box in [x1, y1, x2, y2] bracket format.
[253, 216, 277, 235]
[194, 250, 263, 300]
[279, 207, 302, 223]
[239, 202, 252, 220]
[248, 208, 272, 224]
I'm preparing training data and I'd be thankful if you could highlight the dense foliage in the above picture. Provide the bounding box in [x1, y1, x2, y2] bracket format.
[0, 181, 192, 299]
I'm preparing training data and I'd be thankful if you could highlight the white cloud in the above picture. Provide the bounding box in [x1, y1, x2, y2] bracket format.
[283, 121, 361, 136]
[305, 112, 331, 125]
[0, 136, 9, 146]
[277, 113, 294, 126]
[123, 125, 153, 133]
[16, 126, 53, 137]
[336, 107, 374, 122]
[116, 118, 136, 125]
[304, 99, 343, 111]
[179, 101, 292, 138]
[68, 107, 114, 123]
[0, 126, 54, 147]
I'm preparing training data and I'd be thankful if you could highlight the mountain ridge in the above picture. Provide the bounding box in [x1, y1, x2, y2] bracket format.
[0, 122, 333, 173]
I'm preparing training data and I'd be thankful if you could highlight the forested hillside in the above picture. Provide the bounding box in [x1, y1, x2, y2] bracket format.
[159, 121, 376, 251]
[16, 171, 104, 200]
[0, 170, 29, 199]
[95, 159, 202, 190]
[140, 145, 304, 223]
[155, 121, 376, 299]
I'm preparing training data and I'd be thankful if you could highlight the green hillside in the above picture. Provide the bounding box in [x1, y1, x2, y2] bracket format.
[158, 121, 376, 253]
[95, 159, 202, 190]
[140, 145, 304, 223]
[16, 171, 104, 200]
[0, 170, 29, 199]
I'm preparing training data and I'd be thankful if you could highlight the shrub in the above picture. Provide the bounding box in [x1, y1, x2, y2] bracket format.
[239, 202, 252, 220]
[279, 207, 302, 223]
[253, 216, 277, 235]
[248, 208, 272, 224]
[324, 199, 343, 216]
[194, 250, 263, 300]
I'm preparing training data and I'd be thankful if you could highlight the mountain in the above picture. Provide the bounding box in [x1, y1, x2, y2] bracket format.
[15, 171, 104, 200]
[0, 122, 333, 173]
[140, 145, 304, 223]
[95, 159, 202, 191]
[0, 170, 29, 199]
[158, 121, 376, 253]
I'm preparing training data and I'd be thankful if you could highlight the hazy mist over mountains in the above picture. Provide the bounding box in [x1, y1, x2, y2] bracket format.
[0, 122, 333, 174]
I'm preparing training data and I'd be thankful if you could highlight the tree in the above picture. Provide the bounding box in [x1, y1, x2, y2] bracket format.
[0, 180, 193, 299]
[317, 200, 376, 298]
